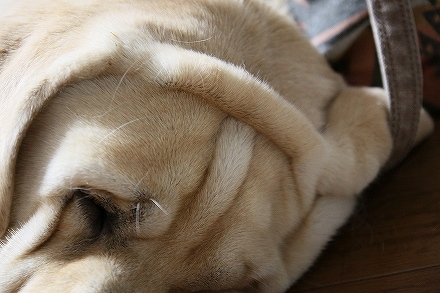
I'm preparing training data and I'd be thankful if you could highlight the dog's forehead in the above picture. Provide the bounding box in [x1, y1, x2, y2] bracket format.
[35, 76, 226, 198]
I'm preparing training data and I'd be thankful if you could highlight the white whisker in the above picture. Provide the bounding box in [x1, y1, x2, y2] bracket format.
[135, 173, 149, 189]
[135, 202, 141, 235]
[99, 118, 141, 144]
[91, 103, 123, 119]
[93, 60, 138, 118]
[112, 63, 134, 100]
[170, 36, 213, 44]
[149, 198, 169, 215]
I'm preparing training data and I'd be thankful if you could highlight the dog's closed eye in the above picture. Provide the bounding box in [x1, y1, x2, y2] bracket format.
[73, 190, 109, 237]
[48, 188, 134, 255]
[72, 189, 130, 239]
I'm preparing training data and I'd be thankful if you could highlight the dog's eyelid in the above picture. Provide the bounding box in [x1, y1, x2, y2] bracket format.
[71, 187, 121, 213]
[72, 188, 107, 208]
[74, 186, 113, 200]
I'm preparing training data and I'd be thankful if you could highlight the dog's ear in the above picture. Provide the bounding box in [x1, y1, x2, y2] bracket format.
[147, 44, 327, 203]
[0, 24, 121, 236]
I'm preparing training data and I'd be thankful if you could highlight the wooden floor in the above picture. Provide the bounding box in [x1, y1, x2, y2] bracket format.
[287, 113, 440, 292]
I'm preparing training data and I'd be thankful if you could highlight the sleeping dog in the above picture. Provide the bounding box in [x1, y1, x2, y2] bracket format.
[0, 0, 433, 292]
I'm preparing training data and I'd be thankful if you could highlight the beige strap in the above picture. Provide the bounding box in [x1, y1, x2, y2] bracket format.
[366, 0, 423, 168]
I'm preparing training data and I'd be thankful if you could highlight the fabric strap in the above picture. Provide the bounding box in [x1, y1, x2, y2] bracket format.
[366, 0, 423, 168]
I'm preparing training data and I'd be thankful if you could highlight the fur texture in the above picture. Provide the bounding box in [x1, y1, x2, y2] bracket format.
[0, 0, 434, 292]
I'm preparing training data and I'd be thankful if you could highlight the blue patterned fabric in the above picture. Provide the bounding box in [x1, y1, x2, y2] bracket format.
[286, 0, 428, 59]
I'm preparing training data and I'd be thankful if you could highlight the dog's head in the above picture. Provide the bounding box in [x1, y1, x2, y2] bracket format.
[0, 1, 433, 292]
[1, 41, 318, 292]
[0, 37, 320, 291]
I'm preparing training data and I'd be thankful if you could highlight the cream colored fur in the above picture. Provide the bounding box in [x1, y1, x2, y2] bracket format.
[0, 0, 434, 292]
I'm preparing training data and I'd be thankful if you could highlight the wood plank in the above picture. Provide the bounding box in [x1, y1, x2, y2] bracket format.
[288, 115, 440, 292]
[294, 265, 440, 293]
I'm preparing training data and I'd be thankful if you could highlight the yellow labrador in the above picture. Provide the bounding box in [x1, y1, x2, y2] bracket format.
[0, 0, 433, 292]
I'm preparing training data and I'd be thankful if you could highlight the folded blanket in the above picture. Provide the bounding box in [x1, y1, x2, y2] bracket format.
[287, 0, 440, 110]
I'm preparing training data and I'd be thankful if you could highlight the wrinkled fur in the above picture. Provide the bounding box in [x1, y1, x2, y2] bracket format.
[0, 0, 434, 292]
